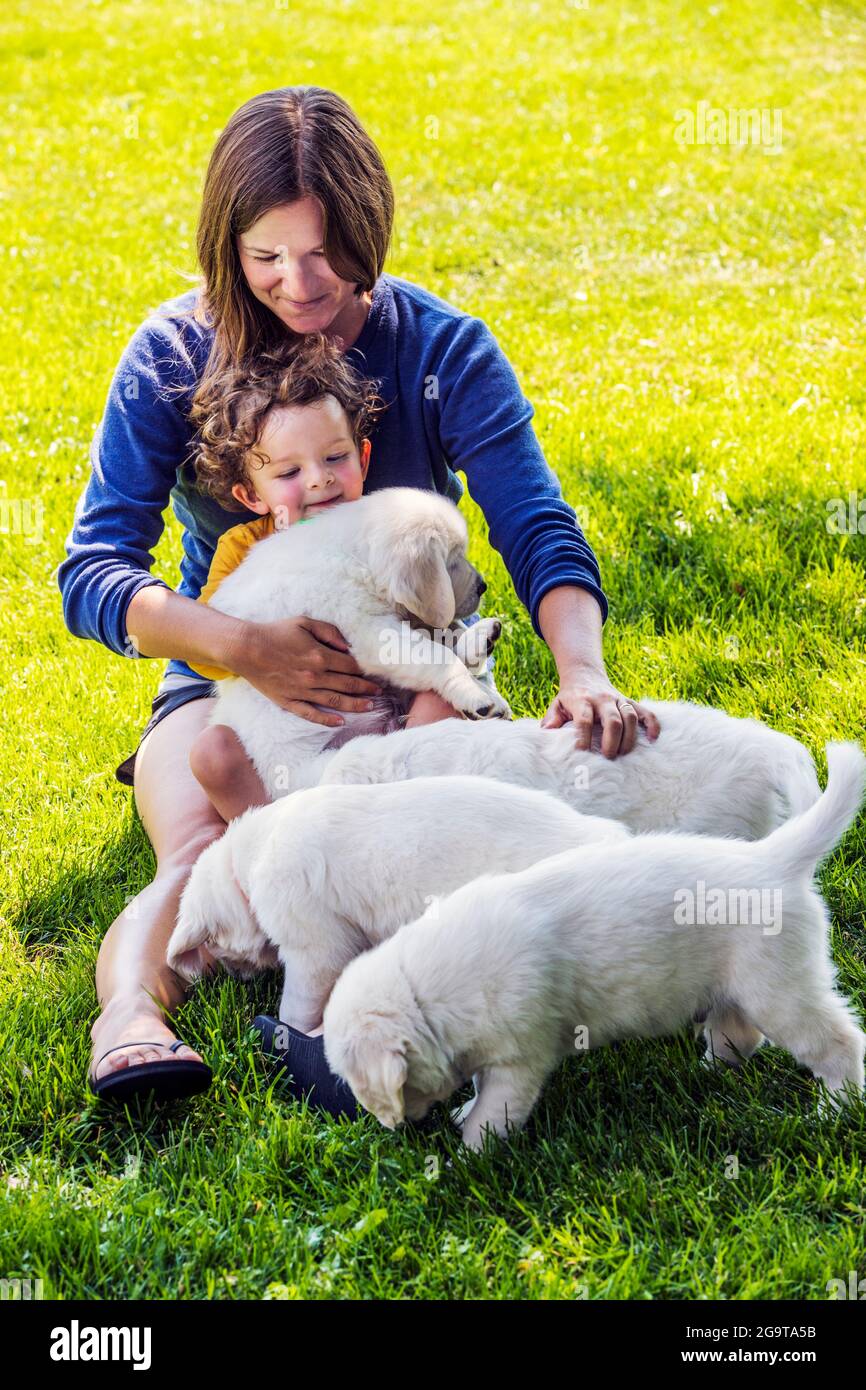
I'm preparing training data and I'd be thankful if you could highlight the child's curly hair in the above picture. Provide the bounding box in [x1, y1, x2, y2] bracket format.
[188, 332, 387, 512]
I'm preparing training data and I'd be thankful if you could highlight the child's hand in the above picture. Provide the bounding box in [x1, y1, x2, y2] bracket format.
[233, 616, 385, 727]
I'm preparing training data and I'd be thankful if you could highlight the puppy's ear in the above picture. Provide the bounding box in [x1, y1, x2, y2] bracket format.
[389, 531, 455, 630]
[168, 836, 255, 981]
[167, 911, 213, 983]
[349, 1041, 408, 1130]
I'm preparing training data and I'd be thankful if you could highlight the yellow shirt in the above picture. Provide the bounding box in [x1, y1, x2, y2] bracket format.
[190, 514, 277, 680]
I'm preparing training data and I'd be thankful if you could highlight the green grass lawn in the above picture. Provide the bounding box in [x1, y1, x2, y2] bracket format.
[2, 0, 865, 1300]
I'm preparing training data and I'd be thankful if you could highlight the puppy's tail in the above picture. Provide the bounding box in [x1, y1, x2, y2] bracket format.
[775, 742, 822, 818]
[756, 741, 865, 880]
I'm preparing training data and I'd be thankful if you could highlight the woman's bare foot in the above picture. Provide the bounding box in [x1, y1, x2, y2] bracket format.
[90, 999, 204, 1082]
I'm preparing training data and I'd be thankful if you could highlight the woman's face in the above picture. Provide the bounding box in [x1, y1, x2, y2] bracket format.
[237, 197, 367, 339]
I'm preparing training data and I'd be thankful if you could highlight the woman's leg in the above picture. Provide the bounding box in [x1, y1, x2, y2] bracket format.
[90, 699, 227, 1082]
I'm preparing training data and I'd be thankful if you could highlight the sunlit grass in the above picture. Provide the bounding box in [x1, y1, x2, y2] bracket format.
[1, 0, 864, 1300]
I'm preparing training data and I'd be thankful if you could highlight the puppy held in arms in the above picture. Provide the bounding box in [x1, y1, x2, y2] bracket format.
[208, 486, 511, 798]
[323, 742, 866, 1150]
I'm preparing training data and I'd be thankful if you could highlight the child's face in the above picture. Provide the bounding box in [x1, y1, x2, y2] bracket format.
[232, 395, 371, 526]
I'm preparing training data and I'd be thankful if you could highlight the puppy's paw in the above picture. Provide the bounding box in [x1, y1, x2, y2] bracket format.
[460, 1127, 488, 1152]
[701, 1043, 743, 1070]
[453, 617, 503, 668]
[472, 617, 503, 659]
[450, 1096, 478, 1129]
[486, 689, 513, 720]
[816, 1087, 843, 1120]
[816, 1079, 861, 1118]
[463, 688, 512, 721]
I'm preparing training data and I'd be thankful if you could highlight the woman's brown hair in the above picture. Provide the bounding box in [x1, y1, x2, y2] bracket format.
[181, 87, 394, 419]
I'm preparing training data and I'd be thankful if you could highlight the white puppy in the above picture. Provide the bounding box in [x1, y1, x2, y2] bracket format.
[207, 487, 511, 797]
[314, 700, 820, 840]
[323, 742, 866, 1149]
[168, 777, 630, 1029]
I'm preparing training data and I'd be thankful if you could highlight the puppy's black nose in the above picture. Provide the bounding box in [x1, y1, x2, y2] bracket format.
[477, 578, 487, 595]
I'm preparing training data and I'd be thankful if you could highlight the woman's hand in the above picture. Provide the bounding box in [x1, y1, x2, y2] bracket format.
[231, 616, 384, 727]
[540, 665, 661, 758]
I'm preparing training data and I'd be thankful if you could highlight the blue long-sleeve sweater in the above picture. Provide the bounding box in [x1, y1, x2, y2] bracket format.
[58, 274, 607, 680]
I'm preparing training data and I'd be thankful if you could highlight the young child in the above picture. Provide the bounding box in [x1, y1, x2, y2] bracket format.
[186, 333, 495, 826]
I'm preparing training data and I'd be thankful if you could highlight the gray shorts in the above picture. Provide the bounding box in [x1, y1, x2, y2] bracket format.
[115, 673, 216, 786]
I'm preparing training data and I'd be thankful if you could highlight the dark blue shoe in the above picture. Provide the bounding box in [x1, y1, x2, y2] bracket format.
[252, 1015, 360, 1118]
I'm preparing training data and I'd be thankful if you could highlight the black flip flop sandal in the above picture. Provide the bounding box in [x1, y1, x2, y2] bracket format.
[252, 1015, 359, 1118]
[89, 1040, 212, 1103]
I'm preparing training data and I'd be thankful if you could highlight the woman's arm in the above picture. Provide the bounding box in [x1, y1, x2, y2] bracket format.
[57, 304, 202, 655]
[434, 313, 607, 640]
[537, 585, 660, 758]
[56, 304, 267, 670]
[433, 313, 656, 756]
[124, 586, 381, 725]
[403, 588, 661, 754]
[124, 583, 249, 673]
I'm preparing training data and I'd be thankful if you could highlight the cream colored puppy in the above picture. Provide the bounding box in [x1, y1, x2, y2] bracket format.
[315, 699, 821, 841]
[207, 487, 511, 798]
[168, 776, 630, 1029]
[323, 743, 866, 1149]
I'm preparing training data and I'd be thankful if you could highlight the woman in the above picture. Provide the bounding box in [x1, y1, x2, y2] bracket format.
[59, 86, 660, 1105]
